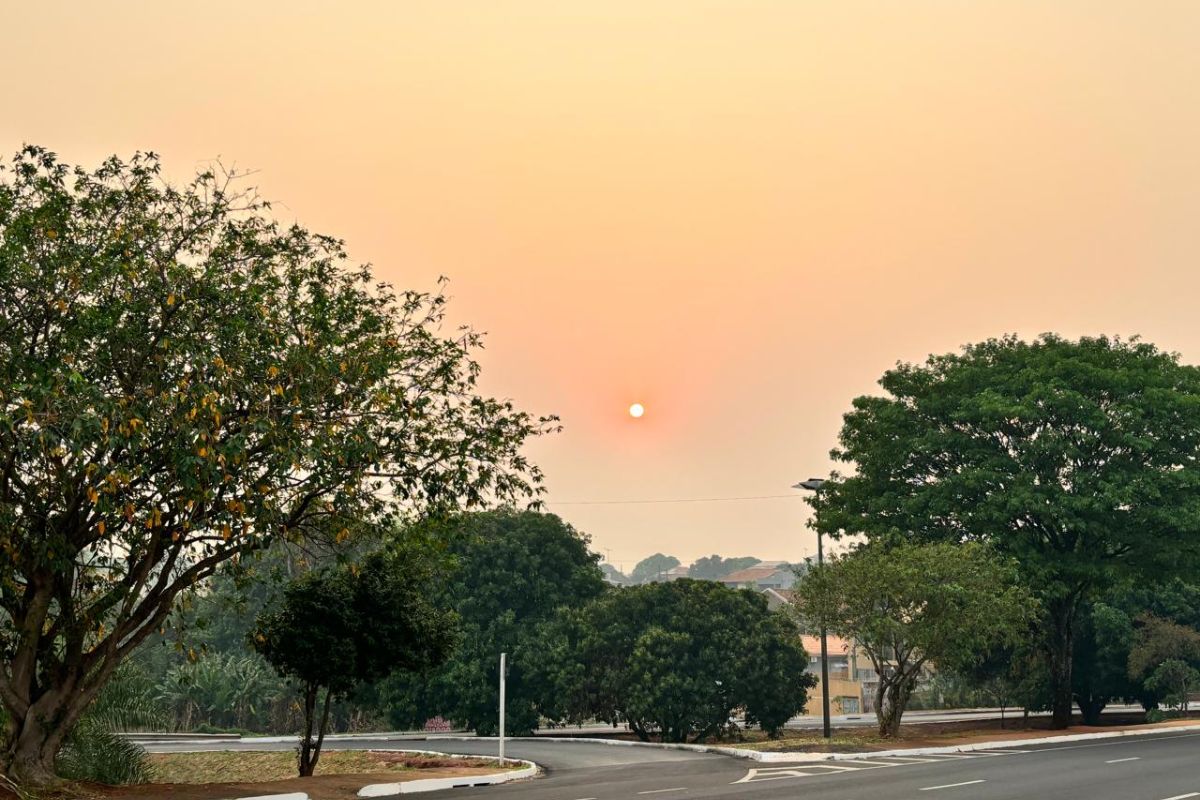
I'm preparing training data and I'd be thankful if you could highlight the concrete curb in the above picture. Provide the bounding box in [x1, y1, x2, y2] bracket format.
[427, 723, 1200, 764]
[731, 721, 1200, 763]
[356, 750, 538, 796]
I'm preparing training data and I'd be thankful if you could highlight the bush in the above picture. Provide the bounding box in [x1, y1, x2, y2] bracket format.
[56, 728, 151, 785]
[55, 664, 161, 784]
[532, 579, 816, 743]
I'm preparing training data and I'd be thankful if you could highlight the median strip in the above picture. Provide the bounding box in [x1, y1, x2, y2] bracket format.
[919, 780, 986, 791]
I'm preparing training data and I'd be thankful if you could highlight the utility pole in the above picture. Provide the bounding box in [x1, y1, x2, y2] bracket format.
[795, 478, 832, 740]
[499, 652, 506, 763]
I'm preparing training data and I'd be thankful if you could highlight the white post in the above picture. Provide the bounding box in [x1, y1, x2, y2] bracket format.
[499, 652, 506, 764]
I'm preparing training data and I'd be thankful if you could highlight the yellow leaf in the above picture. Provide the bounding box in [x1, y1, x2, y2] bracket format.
[167, 292, 176, 306]
[221, 524, 232, 541]
[336, 528, 350, 543]
[86, 487, 99, 504]
[267, 366, 279, 379]
[97, 520, 106, 535]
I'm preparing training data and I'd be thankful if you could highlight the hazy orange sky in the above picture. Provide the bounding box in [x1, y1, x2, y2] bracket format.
[5, 1, 1200, 570]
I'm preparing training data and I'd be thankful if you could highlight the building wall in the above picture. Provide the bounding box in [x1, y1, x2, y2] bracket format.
[802, 674, 864, 716]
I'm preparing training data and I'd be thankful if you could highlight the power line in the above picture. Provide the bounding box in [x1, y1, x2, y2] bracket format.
[546, 493, 806, 507]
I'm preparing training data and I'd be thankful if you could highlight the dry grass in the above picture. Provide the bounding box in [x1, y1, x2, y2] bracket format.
[148, 750, 507, 784]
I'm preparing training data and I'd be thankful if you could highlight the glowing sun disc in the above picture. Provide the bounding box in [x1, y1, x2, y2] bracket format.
[629, 403, 645, 418]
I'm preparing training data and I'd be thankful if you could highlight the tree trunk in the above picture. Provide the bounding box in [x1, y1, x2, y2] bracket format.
[1077, 695, 1106, 726]
[308, 688, 333, 775]
[298, 684, 317, 777]
[2, 714, 61, 786]
[1046, 596, 1078, 730]
[878, 674, 917, 738]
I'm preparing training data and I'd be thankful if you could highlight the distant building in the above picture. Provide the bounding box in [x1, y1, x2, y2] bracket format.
[800, 633, 865, 715]
[717, 561, 796, 591]
[662, 565, 691, 582]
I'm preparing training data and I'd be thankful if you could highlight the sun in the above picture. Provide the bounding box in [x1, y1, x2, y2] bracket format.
[628, 402, 645, 419]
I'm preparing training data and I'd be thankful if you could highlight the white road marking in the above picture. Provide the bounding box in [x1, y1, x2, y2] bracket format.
[734, 750, 1024, 784]
[1106, 757, 1141, 763]
[1021, 731, 1200, 753]
[637, 789, 686, 795]
[920, 779, 986, 791]
[1160, 795, 1199, 800]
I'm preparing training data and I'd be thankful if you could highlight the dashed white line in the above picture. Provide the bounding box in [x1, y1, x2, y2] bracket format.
[1159, 795, 1198, 800]
[1106, 757, 1141, 764]
[919, 779, 987, 791]
[637, 789, 686, 795]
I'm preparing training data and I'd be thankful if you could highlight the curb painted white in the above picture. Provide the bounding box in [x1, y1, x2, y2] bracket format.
[427, 723, 1200, 764]
[741, 722, 1200, 763]
[225, 793, 308, 800]
[356, 751, 538, 797]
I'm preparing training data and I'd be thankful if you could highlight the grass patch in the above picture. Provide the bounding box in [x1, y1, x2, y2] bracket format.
[148, 750, 507, 784]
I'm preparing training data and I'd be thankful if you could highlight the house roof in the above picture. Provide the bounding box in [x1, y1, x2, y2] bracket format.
[719, 564, 791, 584]
[800, 634, 852, 656]
[764, 588, 795, 605]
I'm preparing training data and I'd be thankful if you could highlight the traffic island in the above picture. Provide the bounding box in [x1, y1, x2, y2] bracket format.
[52, 750, 526, 800]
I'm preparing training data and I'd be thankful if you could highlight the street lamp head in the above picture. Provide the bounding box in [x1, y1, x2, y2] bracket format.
[794, 478, 826, 492]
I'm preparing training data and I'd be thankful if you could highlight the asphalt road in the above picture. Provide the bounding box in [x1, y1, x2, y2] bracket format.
[409, 729, 1200, 800]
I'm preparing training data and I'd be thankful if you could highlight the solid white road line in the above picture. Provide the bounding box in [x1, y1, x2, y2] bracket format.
[919, 780, 987, 791]
[637, 789, 687, 795]
[1106, 757, 1141, 763]
[1160, 794, 1199, 800]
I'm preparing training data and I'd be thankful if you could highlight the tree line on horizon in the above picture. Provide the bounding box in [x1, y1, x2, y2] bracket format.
[601, 553, 767, 585]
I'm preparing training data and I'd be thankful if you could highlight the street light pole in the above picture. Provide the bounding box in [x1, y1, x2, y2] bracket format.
[795, 478, 832, 741]
[499, 652, 506, 764]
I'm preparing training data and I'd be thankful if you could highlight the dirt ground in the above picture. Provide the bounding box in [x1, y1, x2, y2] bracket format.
[0, 751, 514, 800]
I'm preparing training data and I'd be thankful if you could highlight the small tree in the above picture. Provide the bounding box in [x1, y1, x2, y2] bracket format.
[1145, 660, 1199, 714]
[378, 511, 605, 736]
[797, 542, 1034, 737]
[255, 548, 455, 776]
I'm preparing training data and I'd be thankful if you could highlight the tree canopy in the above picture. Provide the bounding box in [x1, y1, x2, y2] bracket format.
[811, 335, 1200, 727]
[796, 541, 1034, 736]
[532, 579, 816, 741]
[629, 553, 681, 584]
[379, 510, 605, 735]
[0, 146, 549, 783]
[255, 546, 455, 775]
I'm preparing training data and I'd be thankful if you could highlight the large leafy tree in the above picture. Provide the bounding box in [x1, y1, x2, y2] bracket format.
[812, 335, 1200, 728]
[380, 510, 605, 735]
[797, 542, 1033, 736]
[255, 546, 455, 776]
[629, 553, 680, 584]
[0, 147, 549, 783]
[533, 579, 816, 742]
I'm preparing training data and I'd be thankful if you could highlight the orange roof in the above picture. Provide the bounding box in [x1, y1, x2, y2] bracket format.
[719, 564, 790, 583]
[800, 634, 851, 656]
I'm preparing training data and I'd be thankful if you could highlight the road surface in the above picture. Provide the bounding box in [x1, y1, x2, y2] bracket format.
[414, 730, 1200, 800]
